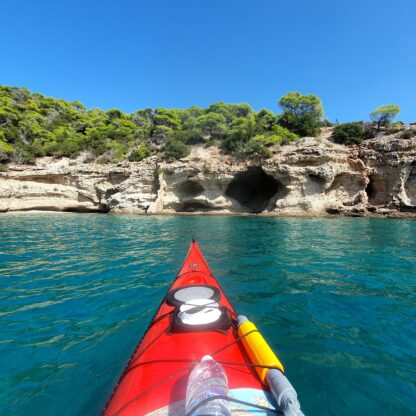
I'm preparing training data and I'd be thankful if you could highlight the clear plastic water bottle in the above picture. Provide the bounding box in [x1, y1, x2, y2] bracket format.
[185, 355, 231, 415]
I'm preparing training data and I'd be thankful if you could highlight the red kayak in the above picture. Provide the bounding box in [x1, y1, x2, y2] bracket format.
[103, 241, 303, 416]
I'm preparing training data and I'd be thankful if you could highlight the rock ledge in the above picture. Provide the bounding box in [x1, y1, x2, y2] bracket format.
[1, 136, 415, 217]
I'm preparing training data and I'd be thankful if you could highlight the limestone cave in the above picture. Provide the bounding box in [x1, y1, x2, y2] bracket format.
[225, 167, 281, 213]
[178, 180, 204, 199]
[366, 174, 390, 205]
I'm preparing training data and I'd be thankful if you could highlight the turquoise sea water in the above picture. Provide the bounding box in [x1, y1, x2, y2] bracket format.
[0, 214, 415, 415]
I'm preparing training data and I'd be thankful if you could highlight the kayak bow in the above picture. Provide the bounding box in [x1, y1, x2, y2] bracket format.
[103, 241, 303, 416]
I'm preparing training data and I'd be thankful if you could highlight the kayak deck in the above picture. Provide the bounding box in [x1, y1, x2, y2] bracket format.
[103, 242, 276, 416]
[147, 389, 276, 415]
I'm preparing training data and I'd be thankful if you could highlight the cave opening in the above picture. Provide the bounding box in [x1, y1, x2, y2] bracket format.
[178, 180, 204, 199]
[304, 174, 326, 196]
[64, 204, 110, 213]
[404, 165, 416, 206]
[179, 201, 213, 212]
[366, 174, 388, 205]
[365, 179, 375, 202]
[225, 167, 281, 213]
[15, 205, 110, 213]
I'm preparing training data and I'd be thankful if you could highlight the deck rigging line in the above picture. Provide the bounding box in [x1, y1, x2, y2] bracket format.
[109, 328, 279, 416]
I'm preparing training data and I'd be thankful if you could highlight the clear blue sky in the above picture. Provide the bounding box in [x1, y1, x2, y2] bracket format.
[2, 0, 415, 122]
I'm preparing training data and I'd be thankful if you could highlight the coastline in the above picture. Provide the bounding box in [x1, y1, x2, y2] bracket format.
[1, 134, 415, 218]
[2, 208, 415, 219]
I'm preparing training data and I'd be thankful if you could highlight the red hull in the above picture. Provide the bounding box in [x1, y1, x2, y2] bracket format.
[103, 242, 264, 416]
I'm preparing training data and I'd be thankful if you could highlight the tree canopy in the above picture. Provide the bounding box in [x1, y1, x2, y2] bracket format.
[3, 85, 402, 165]
[277, 92, 324, 136]
[0, 86, 309, 164]
[370, 104, 400, 131]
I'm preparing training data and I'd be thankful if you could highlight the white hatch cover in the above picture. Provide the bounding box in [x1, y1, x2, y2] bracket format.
[178, 298, 221, 326]
[173, 286, 216, 303]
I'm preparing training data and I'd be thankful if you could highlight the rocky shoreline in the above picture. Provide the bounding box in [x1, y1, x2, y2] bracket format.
[1, 132, 415, 218]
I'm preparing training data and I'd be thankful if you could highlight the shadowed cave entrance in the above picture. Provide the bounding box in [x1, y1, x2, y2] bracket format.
[178, 180, 204, 199]
[175, 179, 211, 212]
[365, 174, 390, 205]
[225, 167, 281, 213]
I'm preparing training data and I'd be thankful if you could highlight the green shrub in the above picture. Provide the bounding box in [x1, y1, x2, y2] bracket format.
[57, 139, 82, 158]
[277, 111, 322, 137]
[400, 129, 416, 140]
[154, 108, 181, 129]
[196, 113, 227, 140]
[173, 129, 202, 145]
[28, 141, 46, 157]
[254, 109, 276, 132]
[363, 125, 376, 140]
[243, 140, 272, 158]
[274, 125, 299, 144]
[0, 84, 349, 163]
[385, 122, 405, 135]
[221, 135, 243, 153]
[150, 125, 174, 147]
[83, 156, 95, 164]
[0, 141, 13, 162]
[332, 123, 365, 145]
[106, 140, 127, 163]
[129, 144, 151, 162]
[163, 139, 190, 160]
[0, 140, 13, 152]
[0, 149, 8, 163]
[11, 146, 36, 164]
[96, 155, 112, 164]
[202, 162, 212, 174]
[253, 134, 282, 146]
[254, 125, 298, 147]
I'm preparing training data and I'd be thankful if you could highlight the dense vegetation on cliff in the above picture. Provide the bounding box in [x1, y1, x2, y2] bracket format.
[0, 85, 409, 166]
[0, 86, 323, 164]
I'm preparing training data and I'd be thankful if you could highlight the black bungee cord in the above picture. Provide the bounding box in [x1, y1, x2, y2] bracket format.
[109, 328, 282, 416]
[184, 394, 279, 415]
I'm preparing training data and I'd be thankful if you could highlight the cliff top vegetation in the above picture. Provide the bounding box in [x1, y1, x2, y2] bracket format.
[0, 85, 412, 166]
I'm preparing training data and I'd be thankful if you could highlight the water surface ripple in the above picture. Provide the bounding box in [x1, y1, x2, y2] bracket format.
[0, 214, 415, 415]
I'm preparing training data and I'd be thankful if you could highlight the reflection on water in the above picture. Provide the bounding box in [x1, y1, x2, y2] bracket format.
[0, 214, 415, 415]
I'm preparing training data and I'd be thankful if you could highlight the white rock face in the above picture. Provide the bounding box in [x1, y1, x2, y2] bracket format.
[359, 135, 416, 211]
[0, 157, 157, 213]
[1, 135, 415, 216]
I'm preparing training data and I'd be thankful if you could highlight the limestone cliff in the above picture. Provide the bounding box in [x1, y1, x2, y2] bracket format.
[1, 133, 415, 217]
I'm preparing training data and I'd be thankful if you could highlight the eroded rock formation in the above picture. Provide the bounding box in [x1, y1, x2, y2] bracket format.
[0, 158, 157, 213]
[1, 133, 415, 216]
